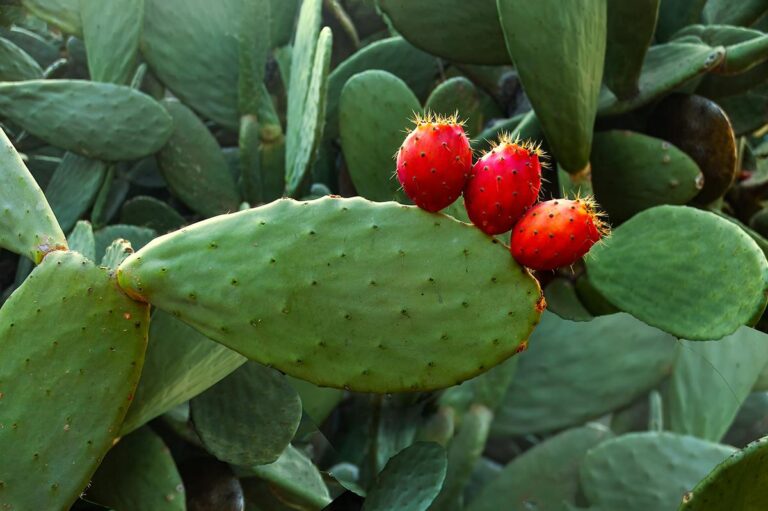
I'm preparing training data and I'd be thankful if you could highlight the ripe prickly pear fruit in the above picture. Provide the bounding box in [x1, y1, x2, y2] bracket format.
[396, 112, 473, 212]
[463, 134, 544, 235]
[510, 197, 608, 271]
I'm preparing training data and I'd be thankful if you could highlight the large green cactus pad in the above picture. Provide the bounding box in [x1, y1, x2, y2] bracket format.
[85, 427, 185, 510]
[117, 197, 543, 392]
[586, 206, 768, 340]
[340, 70, 418, 203]
[497, 0, 606, 174]
[580, 432, 736, 511]
[0, 36, 42, 81]
[680, 436, 768, 510]
[665, 328, 768, 442]
[141, 0, 241, 129]
[468, 425, 613, 511]
[362, 442, 447, 511]
[80, 0, 142, 85]
[591, 130, 703, 222]
[0, 251, 148, 510]
[493, 312, 677, 435]
[0, 128, 67, 263]
[0, 80, 173, 161]
[377, 0, 506, 64]
[156, 99, 241, 217]
[190, 362, 302, 466]
[121, 310, 245, 434]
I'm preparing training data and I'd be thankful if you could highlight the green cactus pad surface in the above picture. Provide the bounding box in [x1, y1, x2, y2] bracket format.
[378, 0, 507, 65]
[20, 0, 81, 36]
[287, 376, 343, 427]
[468, 424, 613, 511]
[67, 220, 95, 261]
[191, 362, 302, 466]
[580, 432, 736, 511]
[237, 0, 269, 117]
[543, 278, 592, 322]
[116, 196, 543, 392]
[80, 0, 142, 85]
[101, 239, 135, 269]
[362, 442, 447, 511]
[587, 206, 768, 340]
[141, 0, 242, 129]
[156, 99, 241, 217]
[680, 436, 768, 510]
[439, 357, 518, 418]
[604, 0, 659, 99]
[0, 80, 173, 161]
[340, 70, 418, 203]
[0, 36, 42, 81]
[656, 0, 707, 41]
[497, 0, 606, 174]
[325, 37, 438, 141]
[599, 42, 725, 116]
[45, 152, 108, 234]
[664, 327, 768, 442]
[0, 128, 67, 263]
[493, 312, 677, 435]
[85, 427, 185, 510]
[122, 310, 245, 434]
[285, 26, 333, 196]
[676, 24, 768, 75]
[591, 130, 703, 221]
[425, 77, 483, 138]
[240, 444, 331, 510]
[0, 251, 149, 510]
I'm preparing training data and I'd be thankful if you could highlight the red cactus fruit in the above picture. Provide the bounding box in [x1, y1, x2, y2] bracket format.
[396, 112, 473, 212]
[510, 197, 608, 271]
[463, 134, 544, 235]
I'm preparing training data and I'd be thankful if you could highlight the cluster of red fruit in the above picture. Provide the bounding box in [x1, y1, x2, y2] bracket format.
[395, 113, 607, 271]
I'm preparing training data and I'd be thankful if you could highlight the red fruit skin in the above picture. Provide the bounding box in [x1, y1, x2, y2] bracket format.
[463, 143, 541, 235]
[396, 122, 473, 212]
[510, 199, 602, 271]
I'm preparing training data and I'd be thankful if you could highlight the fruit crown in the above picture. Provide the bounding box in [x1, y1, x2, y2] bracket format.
[572, 193, 611, 240]
[409, 110, 466, 128]
[485, 132, 550, 168]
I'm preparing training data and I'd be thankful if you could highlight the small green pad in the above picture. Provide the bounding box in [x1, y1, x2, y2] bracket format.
[587, 206, 768, 340]
[581, 432, 736, 511]
[591, 130, 703, 221]
[0, 80, 173, 161]
[340, 70, 418, 202]
[377, 0, 507, 64]
[0, 251, 149, 510]
[80, 0, 142, 85]
[362, 442, 447, 511]
[493, 312, 678, 435]
[156, 99, 241, 217]
[121, 310, 245, 434]
[0, 127, 67, 263]
[86, 427, 185, 510]
[0, 36, 42, 81]
[498, 0, 606, 173]
[190, 362, 302, 466]
[117, 196, 543, 392]
[20, 0, 81, 36]
[680, 436, 768, 510]
[425, 77, 482, 137]
[45, 152, 108, 234]
[467, 425, 613, 511]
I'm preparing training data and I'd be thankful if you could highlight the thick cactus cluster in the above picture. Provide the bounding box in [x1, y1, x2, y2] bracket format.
[3, 0, 768, 509]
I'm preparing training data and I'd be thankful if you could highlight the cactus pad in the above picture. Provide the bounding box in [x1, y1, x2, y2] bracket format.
[587, 205, 768, 340]
[0, 251, 148, 510]
[80, 0, 142, 85]
[0, 128, 67, 263]
[0, 36, 42, 81]
[0, 80, 173, 161]
[116, 196, 543, 392]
